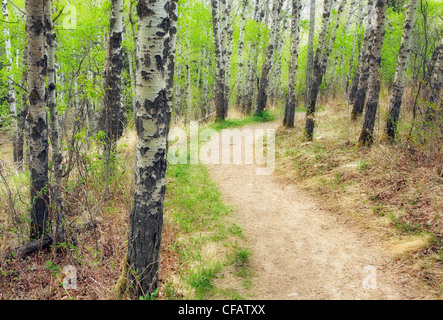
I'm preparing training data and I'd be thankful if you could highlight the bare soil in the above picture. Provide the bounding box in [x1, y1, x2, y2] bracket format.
[205, 121, 432, 300]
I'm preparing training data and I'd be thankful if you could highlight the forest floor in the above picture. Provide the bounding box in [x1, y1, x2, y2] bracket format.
[0, 104, 441, 300]
[205, 118, 439, 300]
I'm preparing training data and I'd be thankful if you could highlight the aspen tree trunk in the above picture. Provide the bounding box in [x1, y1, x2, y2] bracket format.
[269, 11, 288, 107]
[235, 0, 248, 109]
[165, 0, 178, 131]
[255, 0, 284, 115]
[211, 0, 226, 120]
[350, 0, 375, 119]
[16, 46, 29, 167]
[345, 0, 365, 95]
[2, 0, 18, 163]
[129, 0, 138, 124]
[330, 0, 359, 94]
[223, 0, 234, 116]
[305, 0, 316, 108]
[26, 0, 50, 240]
[102, 0, 124, 148]
[305, 0, 343, 140]
[186, 61, 192, 119]
[425, 36, 443, 122]
[386, 0, 419, 141]
[319, 0, 346, 81]
[202, 48, 209, 120]
[283, 0, 302, 127]
[358, 0, 388, 147]
[127, 0, 170, 298]
[243, 0, 262, 114]
[44, 0, 64, 243]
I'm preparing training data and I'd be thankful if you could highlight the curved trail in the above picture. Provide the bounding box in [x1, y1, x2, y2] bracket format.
[205, 121, 429, 300]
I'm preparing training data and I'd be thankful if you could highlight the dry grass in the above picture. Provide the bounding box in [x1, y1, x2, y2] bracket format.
[0, 128, 182, 300]
[274, 92, 443, 298]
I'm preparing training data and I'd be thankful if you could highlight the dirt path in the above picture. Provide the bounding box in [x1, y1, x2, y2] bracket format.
[205, 121, 430, 300]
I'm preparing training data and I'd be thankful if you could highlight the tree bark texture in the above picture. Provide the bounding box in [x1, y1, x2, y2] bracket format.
[283, 0, 302, 127]
[350, 0, 375, 119]
[235, 0, 248, 109]
[211, 0, 226, 120]
[305, 0, 345, 140]
[2, 0, 18, 164]
[102, 0, 125, 146]
[255, 0, 284, 115]
[26, 0, 50, 240]
[385, 0, 419, 141]
[44, 0, 65, 243]
[358, 0, 388, 147]
[127, 0, 170, 298]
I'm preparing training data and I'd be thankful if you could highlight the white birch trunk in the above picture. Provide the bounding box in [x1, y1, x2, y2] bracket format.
[359, 0, 388, 147]
[127, 0, 170, 298]
[26, 0, 49, 240]
[235, 0, 248, 108]
[386, 0, 419, 140]
[283, 0, 302, 127]
[2, 0, 18, 162]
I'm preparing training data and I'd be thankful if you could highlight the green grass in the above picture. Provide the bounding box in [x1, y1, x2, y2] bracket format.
[209, 110, 276, 131]
[161, 108, 280, 299]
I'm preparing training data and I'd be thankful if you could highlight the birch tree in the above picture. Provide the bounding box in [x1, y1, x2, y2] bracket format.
[305, 0, 345, 140]
[385, 0, 419, 141]
[305, 0, 316, 108]
[2, 0, 18, 164]
[358, 0, 388, 147]
[350, 0, 375, 119]
[211, 0, 226, 120]
[222, 0, 234, 116]
[425, 35, 443, 123]
[165, 0, 179, 131]
[101, 0, 124, 153]
[26, 0, 49, 240]
[269, 9, 289, 107]
[243, 0, 262, 114]
[126, 0, 170, 298]
[255, 0, 284, 115]
[283, 0, 302, 127]
[44, 0, 64, 243]
[235, 0, 248, 109]
[345, 0, 365, 95]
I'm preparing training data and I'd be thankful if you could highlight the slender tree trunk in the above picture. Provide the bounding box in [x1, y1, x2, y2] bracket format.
[269, 10, 288, 107]
[202, 48, 209, 120]
[330, 0, 360, 95]
[222, 0, 234, 117]
[385, 0, 419, 141]
[358, 0, 388, 147]
[2, 0, 18, 164]
[243, 0, 261, 114]
[26, 0, 50, 240]
[255, 0, 284, 115]
[350, 0, 375, 119]
[425, 36, 443, 123]
[44, 0, 64, 243]
[305, 0, 345, 140]
[16, 39, 29, 167]
[235, 0, 248, 109]
[305, 0, 316, 108]
[283, 0, 302, 127]
[211, 0, 226, 120]
[165, 0, 178, 131]
[127, 0, 170, 298]
[102, 0, 124, 160]
[345, 0, 365, 95]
